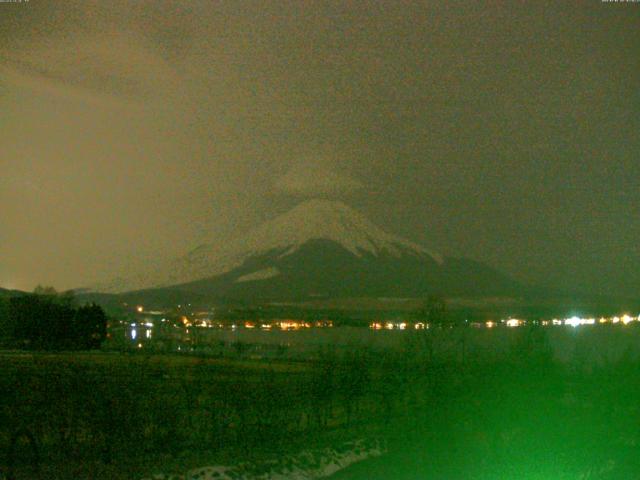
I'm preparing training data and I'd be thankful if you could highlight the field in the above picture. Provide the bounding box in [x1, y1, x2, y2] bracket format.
[0, 349, 389, 479]
[2, 325, 640, 479]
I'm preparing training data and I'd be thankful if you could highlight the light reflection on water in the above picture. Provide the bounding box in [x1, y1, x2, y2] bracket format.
[121, 323, 640, 366]
[128, 326, 152, 340]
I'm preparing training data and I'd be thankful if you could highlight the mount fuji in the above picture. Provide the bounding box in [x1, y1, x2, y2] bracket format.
[91, 200, 521, 304]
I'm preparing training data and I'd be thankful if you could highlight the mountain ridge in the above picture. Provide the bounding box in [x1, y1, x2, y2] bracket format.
[3, 205, 637, 316]
[85, 199, 529, 305]
[93, 199, 444, 293]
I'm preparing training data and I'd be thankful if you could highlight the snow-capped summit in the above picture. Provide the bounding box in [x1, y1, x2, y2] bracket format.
[92, 199, 520, 302]
[95, 199, 443, 293]
[222, 199, 442, 262]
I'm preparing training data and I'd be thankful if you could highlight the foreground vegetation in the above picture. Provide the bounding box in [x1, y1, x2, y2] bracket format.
[1, 325, 640, 479]
[0, 288, 106, 351]
[0, 348, 388, 479]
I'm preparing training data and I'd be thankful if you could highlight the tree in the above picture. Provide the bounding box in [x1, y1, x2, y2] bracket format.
[337, 349, 371, 425]
[74, 303, 108, 349]
[420, 294, 449, 328]
[33, 285, 58, 296]
[0, 297, 10, 342]
[413, 294, 450, 362]
[309, 351, 337, 429]
[8, 292, 107, 350]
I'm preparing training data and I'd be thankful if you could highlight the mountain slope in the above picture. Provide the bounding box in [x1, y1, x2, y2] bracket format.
[96, 199, 443, 293]
[0, 287, 26, 298]
[168, 239, 518, 301]
[94, 199, 523, 304]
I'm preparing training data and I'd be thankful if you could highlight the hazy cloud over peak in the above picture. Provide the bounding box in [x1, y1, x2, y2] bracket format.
[274, 161, 364, 197]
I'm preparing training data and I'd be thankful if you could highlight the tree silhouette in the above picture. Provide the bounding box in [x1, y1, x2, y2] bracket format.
[7, 289, 107, 350]
[0, 297, 10, 343]
[420, 294, 449, 327]
[414, 294, 450, 361]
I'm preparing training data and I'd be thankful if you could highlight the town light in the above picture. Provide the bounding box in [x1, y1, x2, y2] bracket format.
[505, 318, 521, 328]
[565, 316, 581, 328]
[621, 314, 634, 325]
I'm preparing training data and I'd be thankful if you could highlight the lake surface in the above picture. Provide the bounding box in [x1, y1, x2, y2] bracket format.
[122, 323, 640, 365]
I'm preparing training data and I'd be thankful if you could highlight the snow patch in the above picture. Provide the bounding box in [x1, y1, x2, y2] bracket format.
[236, 267, 280, 283]
[140, 438, 386, 480]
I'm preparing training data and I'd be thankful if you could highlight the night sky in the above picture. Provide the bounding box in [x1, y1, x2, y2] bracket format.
[1, 1, 638, 297]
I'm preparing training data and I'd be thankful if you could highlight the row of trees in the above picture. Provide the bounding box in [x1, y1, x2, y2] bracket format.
[0, 286, 107, 350]
[0, 347, 405, 466]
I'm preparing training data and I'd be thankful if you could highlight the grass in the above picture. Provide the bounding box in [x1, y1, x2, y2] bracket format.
[2, 327, 640, 479]
[0, 349, 377, 479]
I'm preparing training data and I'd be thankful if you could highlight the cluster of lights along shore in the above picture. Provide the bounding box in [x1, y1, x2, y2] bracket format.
[370, 314, 640, 330]
[130, 305, 334, 331]
[129, 305, 639, 331]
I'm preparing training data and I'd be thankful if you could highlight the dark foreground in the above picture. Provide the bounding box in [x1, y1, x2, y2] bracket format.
[2, 327, 640, 479]
[332, 366, 640, 479]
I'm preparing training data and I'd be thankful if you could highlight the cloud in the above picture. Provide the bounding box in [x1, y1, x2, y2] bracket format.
[1, 30, 182, 108]
[274, 163, 364, 197]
